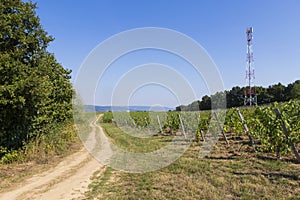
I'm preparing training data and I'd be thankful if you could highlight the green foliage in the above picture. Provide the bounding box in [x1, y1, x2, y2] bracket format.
[0, 121, 78, 164]
[197, 110, 211, 131]
[195, 129, 202, 142]
[177, 80, 300, 111]
[227, 100, 300, 158]
[0, 0, 73, 152]
[23, 122, 78, 162]
[223, 108, 243, 134]
[102, 111, 113, 123]
[130, 112, 150, 128]
[0, 149, 23, 164]
[252, 104, 288, 156]
[164, 112, 180, 131]
[102, 100, 300, 159]
[280, 100, 300, 143]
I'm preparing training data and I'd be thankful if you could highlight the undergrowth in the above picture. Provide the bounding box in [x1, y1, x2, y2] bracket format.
[0, 121, 79, 165]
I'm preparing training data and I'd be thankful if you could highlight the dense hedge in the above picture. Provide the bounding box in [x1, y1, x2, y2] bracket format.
[0, 0, 73, 150]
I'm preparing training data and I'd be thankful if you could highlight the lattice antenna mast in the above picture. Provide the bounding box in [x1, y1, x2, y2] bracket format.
[244, 27, 257, 106]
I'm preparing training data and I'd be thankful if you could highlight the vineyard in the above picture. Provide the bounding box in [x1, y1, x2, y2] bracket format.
[102, 99, 300, 162]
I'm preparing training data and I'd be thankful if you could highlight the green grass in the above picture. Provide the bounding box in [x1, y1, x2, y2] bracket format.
[85, 122, 300, 200]
[100, 123, 173, 153]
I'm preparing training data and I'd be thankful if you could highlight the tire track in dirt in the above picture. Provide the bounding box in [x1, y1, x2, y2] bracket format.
[0, 114, 108, 200]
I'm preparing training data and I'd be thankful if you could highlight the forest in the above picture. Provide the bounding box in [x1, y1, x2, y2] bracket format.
[177, 80, 300, 111]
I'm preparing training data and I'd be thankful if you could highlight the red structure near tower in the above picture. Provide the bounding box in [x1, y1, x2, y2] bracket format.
[244, 27, 257, 106]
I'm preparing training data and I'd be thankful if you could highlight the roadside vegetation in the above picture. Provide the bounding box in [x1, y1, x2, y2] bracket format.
[0, 0, 75, 162]
[0, 0, 81, 190]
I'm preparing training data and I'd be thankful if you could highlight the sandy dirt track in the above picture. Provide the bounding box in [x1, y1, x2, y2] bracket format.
[0, 115, 106, 200]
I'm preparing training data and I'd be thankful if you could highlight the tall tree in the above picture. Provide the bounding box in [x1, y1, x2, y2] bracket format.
[267, 83, 285, 102]
[226, 86, 244, 108]
[0, 0, 73, 149]
[200, 95, 211, 110]
[290, 80, 300, 100]
[256, 86, 272, 104]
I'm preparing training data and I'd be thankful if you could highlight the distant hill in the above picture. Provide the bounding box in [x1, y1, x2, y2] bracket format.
[85, 105, 174, 112]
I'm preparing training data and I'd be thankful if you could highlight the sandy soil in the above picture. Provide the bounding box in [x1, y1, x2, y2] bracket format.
[0, 115, 106, 200]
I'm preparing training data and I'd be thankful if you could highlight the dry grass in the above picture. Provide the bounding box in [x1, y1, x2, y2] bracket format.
[0, 125, 82, 192]
[85, 123, 300, 200]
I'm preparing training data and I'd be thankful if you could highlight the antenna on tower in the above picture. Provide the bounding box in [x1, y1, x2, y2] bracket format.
[244, 27, 257, 106]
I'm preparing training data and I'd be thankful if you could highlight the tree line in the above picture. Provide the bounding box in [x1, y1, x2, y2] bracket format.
[176, 80, 300, 111]
[0, 0, 73, 151]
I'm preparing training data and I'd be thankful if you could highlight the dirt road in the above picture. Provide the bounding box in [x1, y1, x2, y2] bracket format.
[0, 115, 107, 200]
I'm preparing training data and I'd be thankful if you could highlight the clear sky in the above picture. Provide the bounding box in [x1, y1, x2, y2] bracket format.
[34, 0, 300, 107]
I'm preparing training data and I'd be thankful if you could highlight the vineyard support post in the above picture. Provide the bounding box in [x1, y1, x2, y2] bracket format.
[144, 117, 149, 127]
[197, 114, 205, 142]
[213, 112, 229, 146]
[157, 115, 163, 134]
[274, 108, 300, 163]
[200, 130, 205, 142]
[237, 109, 257, 152]
[132, 119, 136, 128]
[178, 114, 187, 139]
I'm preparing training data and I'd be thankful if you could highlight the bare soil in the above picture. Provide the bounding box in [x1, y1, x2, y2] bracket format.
[0, 115, 105, 200]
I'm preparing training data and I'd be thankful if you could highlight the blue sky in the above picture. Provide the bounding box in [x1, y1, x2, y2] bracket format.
[34, 0, 300, 107]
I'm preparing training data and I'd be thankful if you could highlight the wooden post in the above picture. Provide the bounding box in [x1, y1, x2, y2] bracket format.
[132, 119, 136, 128]
[197, 114, 205, 142]
[157, 115, 163, 134]
[144, 117, 148, 127]
[237, 109, 257, 152]
[200, 130, 205, 142]
[213, 112, 229, 145]
[178, 114, 187, 139]
[274, 108, 300, 163]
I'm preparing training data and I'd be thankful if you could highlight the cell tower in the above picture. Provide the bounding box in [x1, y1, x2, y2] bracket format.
[244, 27, 257, 106]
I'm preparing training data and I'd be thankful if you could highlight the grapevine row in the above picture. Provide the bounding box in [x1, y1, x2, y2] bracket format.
[102, 99, 300, 161]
